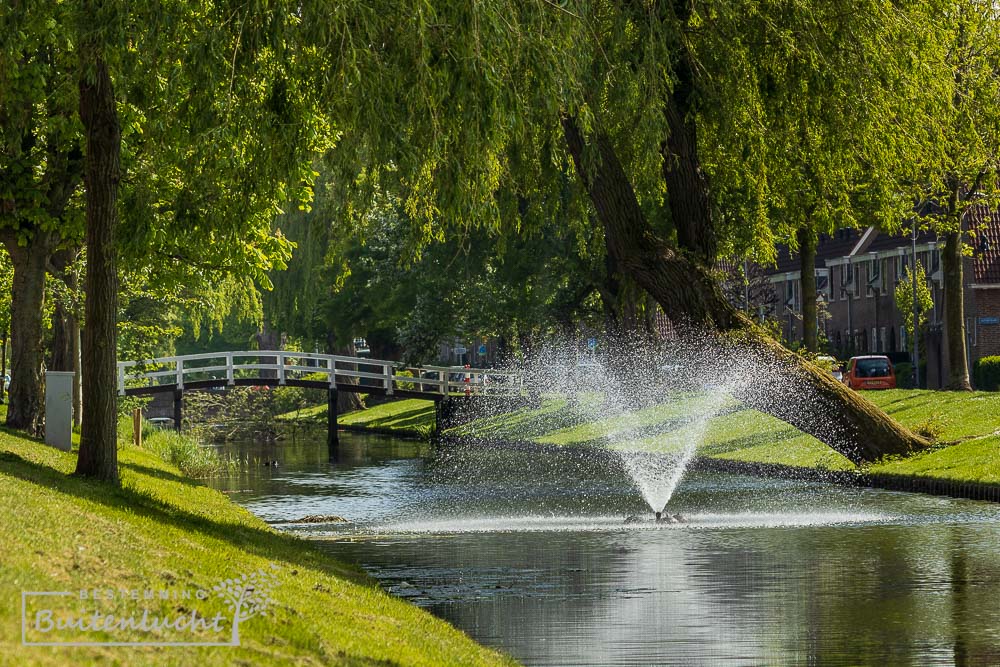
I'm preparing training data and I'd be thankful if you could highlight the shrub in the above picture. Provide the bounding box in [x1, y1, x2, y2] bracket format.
[144, 429, 231, 478]
[394, 369, 417, 391]
[913, 414, 948, 442]
[974, 356, 1000, 391]
[891, 361, 927, 389]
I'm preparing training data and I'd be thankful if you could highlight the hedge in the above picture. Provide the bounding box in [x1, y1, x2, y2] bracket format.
[974, 356, 1000, 391]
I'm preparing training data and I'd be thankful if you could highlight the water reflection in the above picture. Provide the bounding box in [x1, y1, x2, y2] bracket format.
[210, 430, 1000, 666]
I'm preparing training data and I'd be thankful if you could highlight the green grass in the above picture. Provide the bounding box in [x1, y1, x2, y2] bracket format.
[274, 402, 329, 422]
[339, 399, 437, 438]
[868, 435, 1000, 482]
[436, 388, 1000, 484]
[0, 426, 513, 666]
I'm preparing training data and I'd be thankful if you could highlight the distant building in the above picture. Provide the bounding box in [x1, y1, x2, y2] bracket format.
[755, 207, 1000, 388]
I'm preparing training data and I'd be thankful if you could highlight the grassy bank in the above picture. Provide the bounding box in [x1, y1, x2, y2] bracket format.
[443, 390, 1000, 485]
[276, 397, 437, 439]
[0, 425, 512, 665]
[271, 388, 1000, 485]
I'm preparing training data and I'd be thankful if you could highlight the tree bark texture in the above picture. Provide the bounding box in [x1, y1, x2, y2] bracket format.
[941, 228, 972, 390]
[49, 300, 72, 372]
[0, 334, 7, 402]
[798, 228, 818, 352]
[661, 77, 716, 262]
[75, 56, 121, 483]
[562, 116, 927, 464]
[327, 335, 364, 413]
[3, 234, 53, 434]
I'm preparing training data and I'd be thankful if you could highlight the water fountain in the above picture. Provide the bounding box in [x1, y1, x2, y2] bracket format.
[462, 332, 746, 525]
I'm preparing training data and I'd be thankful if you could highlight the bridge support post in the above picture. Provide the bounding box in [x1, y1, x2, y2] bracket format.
[327, 386, 339, 449]
[173, 388, 183, 431]
[436, 398, 454, 435]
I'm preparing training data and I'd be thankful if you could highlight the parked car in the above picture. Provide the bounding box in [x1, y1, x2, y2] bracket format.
[843, 355, 896, 390]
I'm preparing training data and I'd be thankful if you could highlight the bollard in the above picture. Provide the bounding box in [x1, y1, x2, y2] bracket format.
[464, 364, 471, 398]
[133, 408, 143, 448]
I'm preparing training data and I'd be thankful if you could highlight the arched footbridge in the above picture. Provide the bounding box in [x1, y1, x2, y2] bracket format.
[117, 350, 523, 440]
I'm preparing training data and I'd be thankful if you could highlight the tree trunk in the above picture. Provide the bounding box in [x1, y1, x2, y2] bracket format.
[562, 116, 927, 464]
[72, 303, 82, 427]
[3, 234, 52, 434]
[941, 229, 972, 390]
[798, 227, 818, 352]
[75, 55, 121, 483]
[50, 300, 72, 372]
[327, 335, 364, 413]
[1, 333, 7, 402]
[48, 247, 80, 374]
[254, 320, 283, 379]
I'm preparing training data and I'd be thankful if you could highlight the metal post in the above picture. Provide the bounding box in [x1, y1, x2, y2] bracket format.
[870, 251, 880, 353]
[328, 386, 339, 448]
[846, 258, 853, 354]
[173, 388, 183, 431]
[912, 217, 920, 388]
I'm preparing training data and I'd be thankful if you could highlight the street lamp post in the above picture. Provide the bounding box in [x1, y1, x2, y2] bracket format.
[870, 251, 880, 353]
[845, 257, 853, 354]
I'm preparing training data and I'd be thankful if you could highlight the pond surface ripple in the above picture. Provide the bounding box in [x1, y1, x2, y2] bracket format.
[210, 431, 1000, 667]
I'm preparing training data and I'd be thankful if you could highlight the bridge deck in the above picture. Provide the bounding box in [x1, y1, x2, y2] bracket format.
[118, 350, 521, 400]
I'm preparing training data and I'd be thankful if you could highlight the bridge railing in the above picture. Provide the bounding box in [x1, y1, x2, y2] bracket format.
[117, 351, 522, 398]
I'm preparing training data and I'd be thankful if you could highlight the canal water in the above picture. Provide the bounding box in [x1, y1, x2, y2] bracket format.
[209, 431, 1000, 666]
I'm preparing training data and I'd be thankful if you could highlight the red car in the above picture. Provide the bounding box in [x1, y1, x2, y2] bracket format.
[843, 355, 896, 390]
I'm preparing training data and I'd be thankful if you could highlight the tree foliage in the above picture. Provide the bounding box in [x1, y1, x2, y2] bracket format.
[894, 262, 935, 344]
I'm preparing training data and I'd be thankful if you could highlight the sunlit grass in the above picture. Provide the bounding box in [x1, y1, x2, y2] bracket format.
[339, 398, 436, 438]
[0, 427, 513, 666]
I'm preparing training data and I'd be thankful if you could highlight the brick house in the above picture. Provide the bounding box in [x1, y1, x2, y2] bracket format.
[759, 207, 1000, 387]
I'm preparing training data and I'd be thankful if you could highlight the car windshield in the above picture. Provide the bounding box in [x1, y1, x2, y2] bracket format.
[856, 359, 891, 377]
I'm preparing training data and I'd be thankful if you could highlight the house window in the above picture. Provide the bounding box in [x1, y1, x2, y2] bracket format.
[815, 269, 831, 301]
[900, 326, 907, 352]
[785, 279, 800, 314]
[880, 327, 887, 352]
[867, 260, 881, 298]
[853, 264, 861, 298]
[872, 327, 878, 352]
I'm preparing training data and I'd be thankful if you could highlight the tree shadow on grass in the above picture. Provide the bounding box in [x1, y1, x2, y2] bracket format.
[383, 412, 436, 430]
[0, 449, 369, 585]
[697, 427, 806, 457]
[119, 461, 205, 488]
[352, 407, 431, 428]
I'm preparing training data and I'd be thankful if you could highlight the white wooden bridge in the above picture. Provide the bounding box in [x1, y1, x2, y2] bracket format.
[117, 350, 520, 397]
[117, 350, 524, 440]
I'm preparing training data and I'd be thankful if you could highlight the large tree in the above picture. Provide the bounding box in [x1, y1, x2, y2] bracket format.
[912, 1, 1000, 390]
[301, 0, 938, 462]
[0, 4, 84, 433]
[1, 3, 326, 481]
